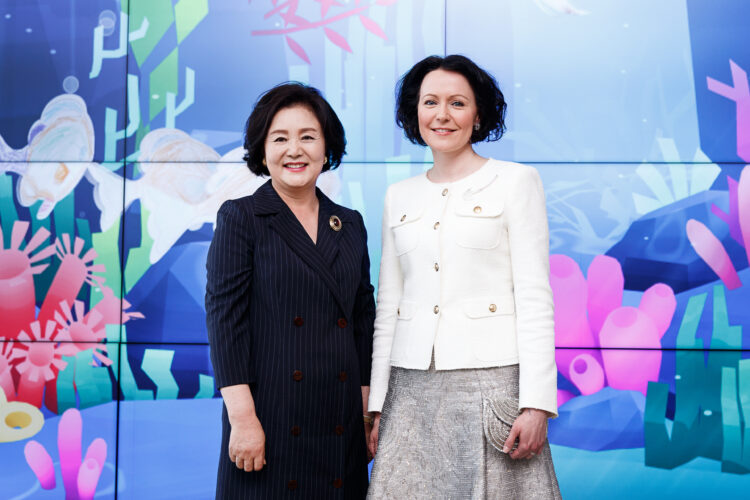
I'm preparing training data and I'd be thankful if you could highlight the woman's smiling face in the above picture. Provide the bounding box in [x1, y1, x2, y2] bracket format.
[264, 104, 327, 193]
[417, 69, 479, 155]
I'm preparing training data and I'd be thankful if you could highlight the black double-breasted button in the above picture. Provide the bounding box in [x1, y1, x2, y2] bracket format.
[292, 370, 303, 381]
[337, 318, 347, 329]
[333, 478, 343, 489]
[291, 425, 301, 436]
[288, 480, 298, 490]
[338, 371, 347, 382]
[293, 316, 304, 327]
[334, 425, 345, 435]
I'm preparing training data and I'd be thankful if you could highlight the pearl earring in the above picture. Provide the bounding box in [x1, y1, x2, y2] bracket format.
[474, 123, 480, 131]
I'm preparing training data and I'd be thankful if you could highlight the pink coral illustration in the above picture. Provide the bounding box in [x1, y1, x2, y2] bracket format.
[0, 217, 142, 412]
[55, 300, 111, 366]
[686, 58, 750, 289]
[688, 166, 750, 289]
[37, 234, 105, 327]
[11, 320, 69, 408]
[0, 339, 15, 400]
[88, 286, 145, 330]
[24, 408, 107, 499]
[550, 254, 676, 398]
[0, 221, 57, 340]
[252, 0, 395, 64]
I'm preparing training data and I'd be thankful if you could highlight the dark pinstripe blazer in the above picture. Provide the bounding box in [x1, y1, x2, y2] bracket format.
[206, 180, 375, 499]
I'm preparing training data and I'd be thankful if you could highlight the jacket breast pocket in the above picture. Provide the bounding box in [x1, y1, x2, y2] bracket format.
[453, 199, 504, 250]
[389, 207, 424, 256]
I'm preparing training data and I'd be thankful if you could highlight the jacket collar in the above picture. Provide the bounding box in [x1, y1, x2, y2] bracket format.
[254, 179, 349, 314]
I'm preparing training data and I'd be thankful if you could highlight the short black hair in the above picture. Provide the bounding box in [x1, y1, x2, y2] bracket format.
[395, 55, 507, 146]
[243, 83, 346, 176]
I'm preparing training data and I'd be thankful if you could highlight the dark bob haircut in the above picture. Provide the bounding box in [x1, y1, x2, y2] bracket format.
[395, 55, 507, 146]
[243, 82, 346, 176]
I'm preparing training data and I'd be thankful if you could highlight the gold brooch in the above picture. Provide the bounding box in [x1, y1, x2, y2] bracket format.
[329, 215, 342, 231]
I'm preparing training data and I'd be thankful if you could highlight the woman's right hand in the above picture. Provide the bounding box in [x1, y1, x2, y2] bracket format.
[228, 415, 266, 472]
[368, 413, 381, 458]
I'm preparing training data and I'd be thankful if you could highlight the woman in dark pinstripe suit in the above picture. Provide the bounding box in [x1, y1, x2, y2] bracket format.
[206, 83, 375, 499]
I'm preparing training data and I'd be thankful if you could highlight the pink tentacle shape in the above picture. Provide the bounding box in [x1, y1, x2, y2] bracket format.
[686, 219, 742, 290]
[24, 440, 56, 490]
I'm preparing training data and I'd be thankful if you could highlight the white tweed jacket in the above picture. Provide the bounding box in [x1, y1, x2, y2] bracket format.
[368, 159, 558, 416]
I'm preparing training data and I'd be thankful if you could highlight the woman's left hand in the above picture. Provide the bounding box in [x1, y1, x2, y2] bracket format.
[504, 408, 548, 460]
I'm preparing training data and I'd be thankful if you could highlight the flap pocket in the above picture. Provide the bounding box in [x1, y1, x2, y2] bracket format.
[462, 296, 515, 318]
[455, 198, 504, 218]
[389, 205, 425, 228]
[396, 299, 417, 320]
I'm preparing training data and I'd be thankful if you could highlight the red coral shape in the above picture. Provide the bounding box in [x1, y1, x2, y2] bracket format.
[11, 320, 68, 407]
[0, 221, 56, 339]
[37, 234, 105, 327]
[0, 338, 16, 400]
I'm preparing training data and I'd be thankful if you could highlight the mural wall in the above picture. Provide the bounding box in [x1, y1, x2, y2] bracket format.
[1, 0, 748, 498]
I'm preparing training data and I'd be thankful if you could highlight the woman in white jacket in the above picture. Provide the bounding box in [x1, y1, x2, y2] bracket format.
[366, 55, 561, 499]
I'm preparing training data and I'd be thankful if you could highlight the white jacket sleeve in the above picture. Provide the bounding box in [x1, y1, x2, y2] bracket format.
[368, 187, 404, 412]
[506, 166, 558, 417]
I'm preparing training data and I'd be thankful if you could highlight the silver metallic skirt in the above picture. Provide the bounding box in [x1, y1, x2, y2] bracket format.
[367, 361, 562, 499]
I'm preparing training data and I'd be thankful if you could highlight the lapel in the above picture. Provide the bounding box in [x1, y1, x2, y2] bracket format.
[253, 180, 348, 314]
[315, 191, 344, 266]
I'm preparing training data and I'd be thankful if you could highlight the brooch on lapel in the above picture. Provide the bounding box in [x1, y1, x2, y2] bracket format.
[329, 215, 342, 231]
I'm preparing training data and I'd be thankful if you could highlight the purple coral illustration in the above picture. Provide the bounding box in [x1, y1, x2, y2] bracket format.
[550, 254, 676, 401]
[24, 408, 107, 499]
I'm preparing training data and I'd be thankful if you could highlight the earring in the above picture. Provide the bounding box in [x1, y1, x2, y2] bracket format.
[262, 158, 266, 166]
[323, 157, 328, 164]
[474, 122, 480, 131]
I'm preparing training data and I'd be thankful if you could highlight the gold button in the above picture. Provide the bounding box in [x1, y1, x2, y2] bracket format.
[400, 214, 406, 222]
[434, 263, 439, 271]
[442, 188, 448, 196]
[433, 221, 440, 230]
[473, 206, 482, 214]
[433, 305, 439, 314]
[489, 303, 497, 313]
